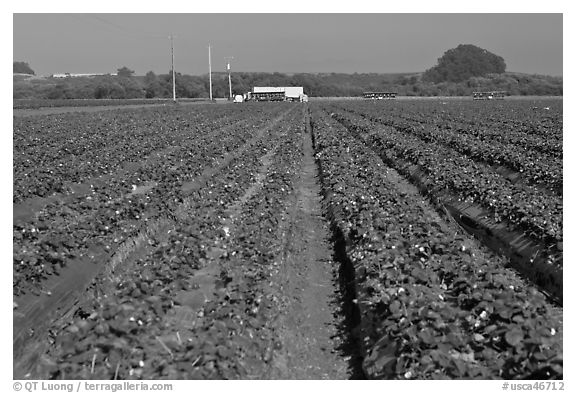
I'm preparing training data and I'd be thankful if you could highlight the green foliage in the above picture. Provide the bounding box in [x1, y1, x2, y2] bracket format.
[116, 66, 135, 77]
[423, 44, 506, 83]
[47, 83, 73, 99]
[14, 61, 35, 75]
[12, 69, 562, 100]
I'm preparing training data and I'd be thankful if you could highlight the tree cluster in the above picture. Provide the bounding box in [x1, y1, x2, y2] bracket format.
[14, 61, 35, 75]
[423, 44, 506, 83]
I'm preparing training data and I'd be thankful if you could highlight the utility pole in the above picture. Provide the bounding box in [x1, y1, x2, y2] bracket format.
[170, 34, 176, 102]
[208, 44, 213, 101]
[225, 56, 234, 100]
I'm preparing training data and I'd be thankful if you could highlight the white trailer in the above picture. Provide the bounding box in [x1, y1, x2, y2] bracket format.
[250, 87, 305, 102]
[283, 87, 304, 101]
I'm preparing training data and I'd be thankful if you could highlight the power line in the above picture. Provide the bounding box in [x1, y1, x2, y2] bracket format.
[77, 15, 217, 82]
[225, 56, 234, 99]
[208, 44, 213, 100]
[170, 34, 176, 102]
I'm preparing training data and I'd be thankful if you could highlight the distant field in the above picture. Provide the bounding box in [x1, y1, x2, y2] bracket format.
[15, 96, 563, 110]
[310, 95, 563, 101]
[13, 97, 210, 110]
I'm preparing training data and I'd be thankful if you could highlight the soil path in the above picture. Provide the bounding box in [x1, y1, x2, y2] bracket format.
[266, 114, 353, 379]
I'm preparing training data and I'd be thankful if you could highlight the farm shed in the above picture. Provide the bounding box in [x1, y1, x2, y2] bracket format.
[250, 90, 286, 101]
[251, 86, 306, 102]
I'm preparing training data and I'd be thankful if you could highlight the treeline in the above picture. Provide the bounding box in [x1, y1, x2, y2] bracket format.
[13, 70, 562, 99]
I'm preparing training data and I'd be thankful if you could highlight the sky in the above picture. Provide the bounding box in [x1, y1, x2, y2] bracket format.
[13, 13, 563, 77]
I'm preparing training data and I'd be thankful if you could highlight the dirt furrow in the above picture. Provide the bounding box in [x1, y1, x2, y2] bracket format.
[266, 112, 354, 379]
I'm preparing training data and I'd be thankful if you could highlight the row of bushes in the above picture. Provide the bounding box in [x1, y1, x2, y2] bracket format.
[13, 71, 562, 100]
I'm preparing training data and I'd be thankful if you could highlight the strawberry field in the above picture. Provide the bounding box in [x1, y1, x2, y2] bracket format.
[13, 99, 562, 380]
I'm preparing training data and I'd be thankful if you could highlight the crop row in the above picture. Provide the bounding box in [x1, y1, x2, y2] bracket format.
[13, 104, 293, 296]
[42, 106, 307, 379]
[329, 102, 561, 194]
[13, 104, 285, 203]
[310, 107, 562, 379]
[322, 107, 562, 248]
[434, 118, 561, 160]
[376, 99, 563, 142]
[452, 101, 562, 142]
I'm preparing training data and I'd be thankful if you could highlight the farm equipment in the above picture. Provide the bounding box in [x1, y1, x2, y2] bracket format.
[363, 92, 397, 100]
[473, 91, 506, 100]
[248, 87, 306, 102]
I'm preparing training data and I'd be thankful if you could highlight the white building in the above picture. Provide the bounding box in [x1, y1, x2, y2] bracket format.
[52, 73, 118, 78]
[251, 86, 306, 101]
